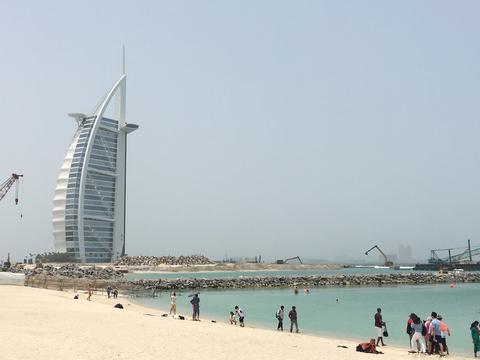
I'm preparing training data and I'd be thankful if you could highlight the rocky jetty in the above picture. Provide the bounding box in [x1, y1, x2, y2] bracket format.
[128, 272, 480, 291]
[115, 255, 213, 267]
[14, 264, 124, 280]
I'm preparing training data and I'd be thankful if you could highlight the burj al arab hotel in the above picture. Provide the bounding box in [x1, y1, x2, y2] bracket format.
[52, 72, 138, 263]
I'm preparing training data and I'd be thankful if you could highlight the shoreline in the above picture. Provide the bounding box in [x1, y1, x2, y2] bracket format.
[0, 285, 472, 359]
[127, 295, 397, 353]
[129, 289, 473, 358]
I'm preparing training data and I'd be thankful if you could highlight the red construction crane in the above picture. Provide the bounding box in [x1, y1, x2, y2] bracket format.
[0, 173, 23, 205]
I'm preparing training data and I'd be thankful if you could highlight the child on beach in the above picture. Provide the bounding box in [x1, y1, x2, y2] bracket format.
[229, 311, 237, 325]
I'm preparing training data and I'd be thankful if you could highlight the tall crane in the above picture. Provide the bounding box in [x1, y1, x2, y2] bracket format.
[365, 245, 394, 267]
[0, 173, 23, 205]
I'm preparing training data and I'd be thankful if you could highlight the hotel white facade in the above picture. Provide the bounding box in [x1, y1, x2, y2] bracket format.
[52, 74, 138, 263]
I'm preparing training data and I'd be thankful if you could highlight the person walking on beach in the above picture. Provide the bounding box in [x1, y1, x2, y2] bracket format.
[235, 305, 245, 327]
[113, 288, 118, 299]
[170, 292, 177, 316]
[374, 308, 386, 346]
[106, 286, 112, 299]
[87, 286, 92, 301]
[190, 294, 200, 321]
[471, 321, 480, 357]
[289, 306, 299, 333]
[276, 305, 285, 331]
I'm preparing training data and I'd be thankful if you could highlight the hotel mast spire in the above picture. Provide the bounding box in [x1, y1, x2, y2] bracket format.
[122, 45, 126, 75]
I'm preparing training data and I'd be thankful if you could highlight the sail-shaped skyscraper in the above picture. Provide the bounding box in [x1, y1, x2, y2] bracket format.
[52, 73, 138, 263]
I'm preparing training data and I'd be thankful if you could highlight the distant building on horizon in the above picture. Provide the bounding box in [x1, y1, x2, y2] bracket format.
[398, 244, 413, 262]
[52, 73, 138, 263]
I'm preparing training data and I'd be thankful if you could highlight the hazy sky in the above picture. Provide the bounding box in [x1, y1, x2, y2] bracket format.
[1, 1, 480, 263]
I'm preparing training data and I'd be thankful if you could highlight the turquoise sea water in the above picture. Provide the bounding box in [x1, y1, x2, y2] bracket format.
[131, 271, 478, 355]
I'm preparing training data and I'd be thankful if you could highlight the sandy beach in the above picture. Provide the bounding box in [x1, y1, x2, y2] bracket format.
[0, 285, 471, 360]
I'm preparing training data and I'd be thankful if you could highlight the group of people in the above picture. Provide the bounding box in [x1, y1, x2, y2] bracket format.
[172, 291, 299, 334]
[405, 311, 451, 355]
[374, 308, 454, 356]
[407, 311, 450, 355]
[106, 286, 118, 299]
[276, 305, 299, 333]
[229, 305, 246, 327]
[170, 292, 200, 320]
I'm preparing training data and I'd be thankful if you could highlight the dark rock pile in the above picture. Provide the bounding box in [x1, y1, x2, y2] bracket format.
[115, 255, 213, 266]
[20, 264, 124, 280]
[128, 272, 480, 291]
[5, 264, 25, 274]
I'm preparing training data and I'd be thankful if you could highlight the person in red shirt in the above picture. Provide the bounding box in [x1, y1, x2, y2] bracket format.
[356, 339, 383, 354]
[407, 314, 414, 344]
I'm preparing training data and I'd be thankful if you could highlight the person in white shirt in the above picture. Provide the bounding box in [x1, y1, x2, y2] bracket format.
[169, 292, 177, 316]
[235, 305, 245, 327]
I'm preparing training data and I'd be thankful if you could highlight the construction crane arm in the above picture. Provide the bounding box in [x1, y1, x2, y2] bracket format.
[284, 256, 303, 264]
[364, 245, 393, 266]
[0, 173, 23, 204]
[364, 245, 378, 256]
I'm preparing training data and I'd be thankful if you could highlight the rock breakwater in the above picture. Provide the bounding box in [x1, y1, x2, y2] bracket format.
[115, 255, 213, 267]
[13, 264, 124, 280]
[128, 272, 480, 291]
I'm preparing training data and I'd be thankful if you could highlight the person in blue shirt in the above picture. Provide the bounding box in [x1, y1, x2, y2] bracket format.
[190, 294, 200, 321]
[430, 312, 445, 355]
